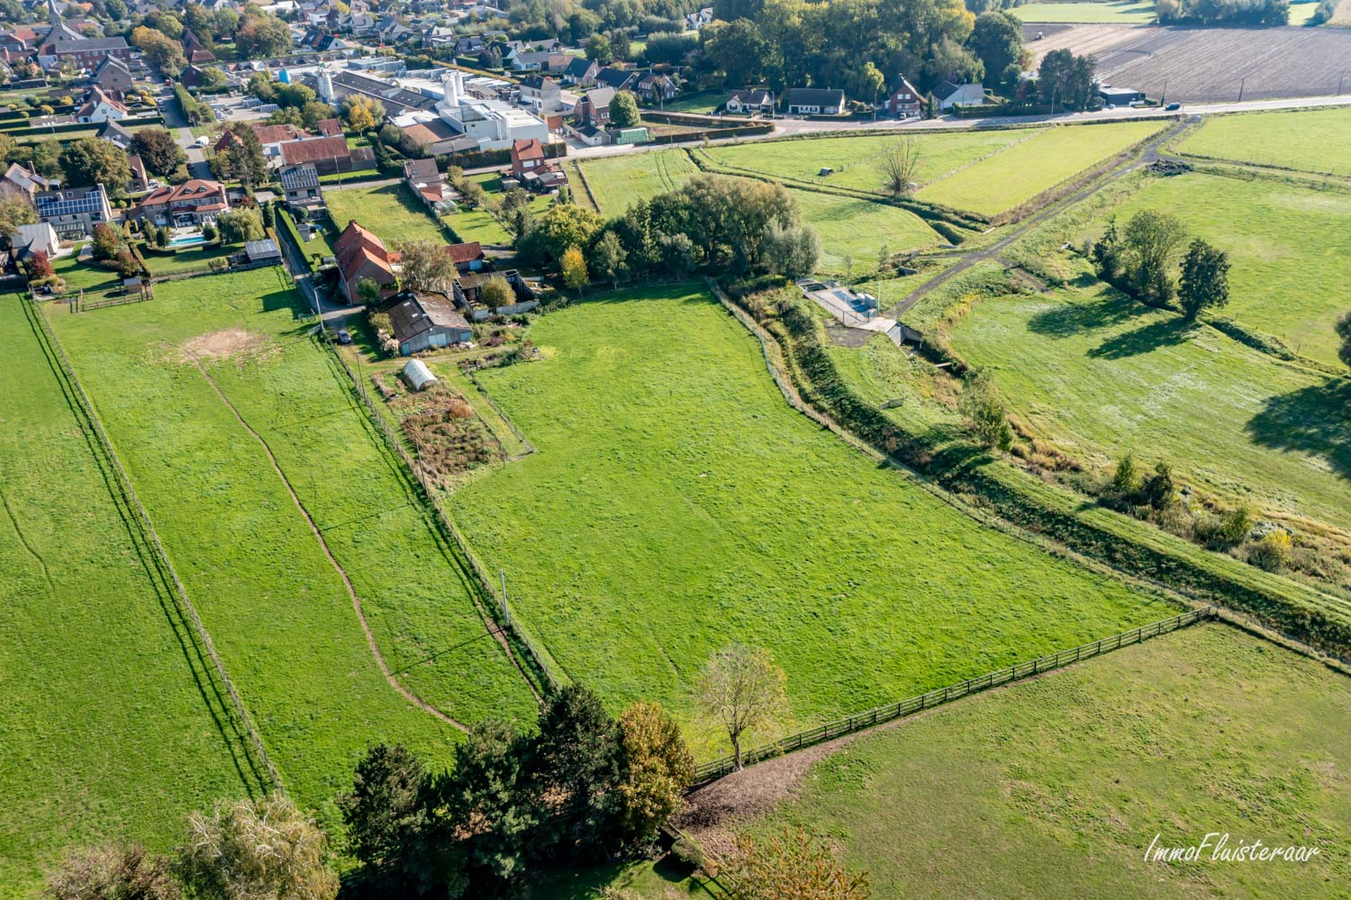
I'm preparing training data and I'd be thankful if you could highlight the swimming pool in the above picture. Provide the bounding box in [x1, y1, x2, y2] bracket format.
[168, 234, 206, 248]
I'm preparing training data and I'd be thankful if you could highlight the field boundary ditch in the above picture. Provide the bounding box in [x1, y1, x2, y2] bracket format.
[693, 606, 1217, 783]
[22, 295, 282, 795]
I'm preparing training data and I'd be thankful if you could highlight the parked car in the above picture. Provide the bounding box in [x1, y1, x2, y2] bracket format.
[338, 329, 352, 345]
[1165, 102, 1181, 111]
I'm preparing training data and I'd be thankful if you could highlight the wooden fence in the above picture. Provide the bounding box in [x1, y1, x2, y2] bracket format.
[24, 296, 282, 794]
[692, 606, 1217, 784]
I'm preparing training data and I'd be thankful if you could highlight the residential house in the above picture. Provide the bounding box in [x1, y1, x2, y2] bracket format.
[386, 289, 472, 354]
[97, 118, 134, 149]
[684, 6, 713, 28]
[560, 56, 598, 88]
[509, 137, 546, 179]
[445, 240, 484, 272]
[315, 117, 343, 136]
[635, 73, 677, 105]
[574, 86, 614, 127]
[34, 184, 113, 238]
[780, 87, 845, 115]
[127, 153, 148, 192]
[3, 162, 57, 198]
[402, 157, 454, 213]
[334, 219, 396, 302]
[38, 34, 133, 72]
[277, 134, 375, 177]
[518, 73, 561, 112]
[514, 50, 564, 72]
[75, 86, 127, 122]
[249, 122, 314, 160]
[725, 89, 775, 115]
[90, 54, 132, 92]
[279, 162, 325, 219]
[181, 28, 215, 64]
[885, 75, 922, 117]
[934, 81, 983, 109]
[595, 67, 637, 92]
[10, 221, 59, 259]
[129, 179, 229, 227]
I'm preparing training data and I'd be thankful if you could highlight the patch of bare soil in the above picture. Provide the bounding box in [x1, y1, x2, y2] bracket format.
[180, 328, 271, 362]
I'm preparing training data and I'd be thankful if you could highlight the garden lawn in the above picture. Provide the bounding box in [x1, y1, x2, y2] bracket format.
[142, 242, 239, 276]
[661, 90, 724, 114]
[51, 248, 118, 292]
[948, 279, 1351, 532]
[49, 268, 536, 809]
[1178, 107, 1351, 176]
[789, 189, 940, 273]
[1090, 171, 1351, 366]
[452, 287, 1172, 756]
[325, 182, 446, 246]
[746, 624, 1351, 899]
[918, 121, 1164, 215]
[703, 128, 1039, 195]
[577, 149, 700, 214]
[0, 295, 244, 895]
[1009, 0, 1156, 21]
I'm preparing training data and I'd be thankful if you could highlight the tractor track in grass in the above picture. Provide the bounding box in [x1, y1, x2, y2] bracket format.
[189, 356, 471, 733]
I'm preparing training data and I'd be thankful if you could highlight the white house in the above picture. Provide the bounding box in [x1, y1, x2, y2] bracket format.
[75, 86, 128, 123]
[934, 81, 984, 110]
[725, 89, 775, 115]
[780, 88, 846, 116]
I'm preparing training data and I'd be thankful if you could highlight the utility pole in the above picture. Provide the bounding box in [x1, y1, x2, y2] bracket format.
[1237, 76, 1245, 103]
[1338, 71, 1346, 96]
[1159, 78, 1167, 107]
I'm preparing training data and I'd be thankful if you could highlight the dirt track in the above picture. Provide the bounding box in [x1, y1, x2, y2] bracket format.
[1031, 24, 1351, 101]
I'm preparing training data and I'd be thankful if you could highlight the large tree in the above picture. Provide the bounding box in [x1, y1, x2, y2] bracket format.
[529, 685, 625, 857]
[879, 137, 922, 197]
[609, 91, 640, 128]
[59, 137, 131, 195]
[967, 10, 1024, 86]
[1123, 208, 1188, 306]
[131, 25, 186, 76]
[395, 240, 457, 293]
[1177, 237, 1230, 320]
[216, 208, 265, 243]
[0, 184, 36, 247]
[1336, 310, 1351, 369]
[338, 744, 432, 894]
[211, 122, 268, 188]
[341, 95, 385, 132]
[616, 701, 694, 844]
[235, 13, 292, 58]
[129, 128, 187, 176]
[1037, 48, 1096, 110]
[704, 17, 774, 88]
[695, 644, 787, 770]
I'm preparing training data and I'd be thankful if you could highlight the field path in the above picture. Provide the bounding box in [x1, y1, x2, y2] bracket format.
[189, 356, 471, 733]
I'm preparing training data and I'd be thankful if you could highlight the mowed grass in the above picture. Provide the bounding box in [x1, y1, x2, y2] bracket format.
[49, 269, 536, 808]
[1178, 107, 1351, 176]
[791, 189, 940, 273]
[1009, 0, 1156, 21]
[0, 296, 244, 895]
[578, 148, 700, 214]
[747, 624, 1351, 899]
[702, 129, 1036, 196]
[452, 287, 1172, 754]
[325, 182, 446, 246]
[1095, 172, 1351, 366]
[948, 280, 1351, 532]
[444, 175, 555, 246]
[918, 121, 1164, 215]
[143, 243, 239, 276]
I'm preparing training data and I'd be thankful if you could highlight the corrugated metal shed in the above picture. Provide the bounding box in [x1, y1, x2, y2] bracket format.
[402, 359, 438, 392]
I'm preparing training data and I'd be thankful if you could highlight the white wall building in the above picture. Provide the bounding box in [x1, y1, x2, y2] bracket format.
[434, 71, 548, 151]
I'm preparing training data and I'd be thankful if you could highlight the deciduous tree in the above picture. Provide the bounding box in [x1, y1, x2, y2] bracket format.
[590, 230, 627, 287]
[479, 275, 515, 308]
[394, 240, 457, 293]
[0, 184, 36, 245]
[616, 701, 694, 844]
[1177, 237, 1230, 320]
[130, 128, 187, 176]
[721, 826, 871, 900]
[609, 90, 640, 128]
[1336, 310, 1351, 369]
[341, 95, 385, 132]
[216, 208, 264, 243]
[235, 13, 292, 59]
[47, 843, 179, 900]
[562, 244, 589, 295]
[879, 137, 922, 197]
[695, 644, 787, 770]
[959, 368, 1012, 451]
[59, 137, 131, 195]
[131, 25, 186, 76]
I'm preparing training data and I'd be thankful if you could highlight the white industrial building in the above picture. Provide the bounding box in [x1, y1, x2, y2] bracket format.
[432, 71, 548, 151]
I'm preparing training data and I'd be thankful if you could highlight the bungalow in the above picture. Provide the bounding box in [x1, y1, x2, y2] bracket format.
[34, 184, 113, 239]
[934, 80, 984, 109]
[75, 86, 127, 123]
[885, 75, 922, 117]
[334, 219, 396, 303]
[780, 87, 845, 116]
[725, 89, 774, 115]
[129, 179, 229, 227]
[279, 162, 325, 219]
[387, 290, 472, 354]
[402, 157, 454, 213]
[445, 240, 484, 272]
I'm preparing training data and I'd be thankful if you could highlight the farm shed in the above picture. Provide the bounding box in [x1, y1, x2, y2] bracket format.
[1098, 86, 1143, 106]
[387, 290, 473, 355]
[244, 239, 282, 264]
[402, 358, 438, 391]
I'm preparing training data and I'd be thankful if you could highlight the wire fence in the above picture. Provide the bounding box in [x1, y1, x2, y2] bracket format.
[692, 606, 1217, 784]
[319, 332, 562, 695]
[24, 295, 282, 794]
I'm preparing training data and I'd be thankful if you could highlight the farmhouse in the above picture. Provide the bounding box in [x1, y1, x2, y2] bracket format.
[277, 134, 376, 177]
[129, 179, 229, 227]
[402, 157, 454, 213]
[335, 219, 397, 303]
[934, 81, 984, 109]
[508, 137, 568, 191]
[34, 184, 113, 239]
[279, 163, 325, 219]
[781, 88, 846, 116]
[725, 89, 774, 115]
[886, 76, 923, 117]
[387, 289, 473, 354]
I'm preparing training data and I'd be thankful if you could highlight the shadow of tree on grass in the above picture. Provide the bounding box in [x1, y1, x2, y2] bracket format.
[1086, 317, 1196, 360]
[1246, 378, 1351, 480]
[1026, 289, 1147, 339]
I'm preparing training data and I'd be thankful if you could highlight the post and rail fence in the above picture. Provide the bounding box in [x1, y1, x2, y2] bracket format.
[691, 606, 1217, 785]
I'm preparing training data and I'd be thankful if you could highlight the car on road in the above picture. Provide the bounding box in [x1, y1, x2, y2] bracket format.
[1165, 102, 1181, 111]
[194, 135, 209, 146]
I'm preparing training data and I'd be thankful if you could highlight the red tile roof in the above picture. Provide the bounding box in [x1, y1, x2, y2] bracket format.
[445, 242, 484, 264]
[134, 179, 228, 212]
[316, 118, 343, 136]
[279, 135, 352, 166]
[249, 122, 310, 145]
[334, 220, 395, 299]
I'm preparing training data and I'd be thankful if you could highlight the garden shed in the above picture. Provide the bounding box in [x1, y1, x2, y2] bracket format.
[402, 359, 438, 392]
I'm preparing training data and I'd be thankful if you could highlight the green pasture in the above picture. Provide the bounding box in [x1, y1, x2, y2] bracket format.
[790, 189, 941, 273]
[1093, 171, 1351, 366]
[49, 269, 536, 809]
[1178, 107, 1351, 176]
[0, 296, 244, 895]
[702, 128, 1037, 196]
[747, 623, 1351, 899]
[1009, 0, 1156, 22]
[452, 286, 1172, 756]
[325, 182, 446, 246]
[947, 278, 1351, 533]
[142, 242, 239, 276]
[577, 148, 700, 214]
[918, 121, 1165, 215]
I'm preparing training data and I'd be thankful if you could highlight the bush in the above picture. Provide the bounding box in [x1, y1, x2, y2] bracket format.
[671, 835, 706, 872]
[1248, 530, 1292, 572]
[1194, 504, 1251, 550]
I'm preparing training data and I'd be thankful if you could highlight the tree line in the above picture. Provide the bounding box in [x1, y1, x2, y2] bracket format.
[1092, 209, 1231, 320]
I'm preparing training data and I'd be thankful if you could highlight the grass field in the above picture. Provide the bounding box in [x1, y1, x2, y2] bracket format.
[451, 287, 1173, 754]
[51, 248, 118, 292]
[741, 623, 1351, 899]
[578, 148, 700, 214]
[142, 243, 239, 277]
[661, 90, 725, 114]
[1009, 0, 1156, 21]
[790, 189, 940, 273]
[49, 268, 537, 809]
[917, 121, 1165, 215]
[0, 296, 245, 895]
[947, 278, 1351, 534]
[1178, 107, 1351, 176]
[1093, 172, 1351, 366]
[325, 182, 446, 246]
[702, 129, 1037, 196]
